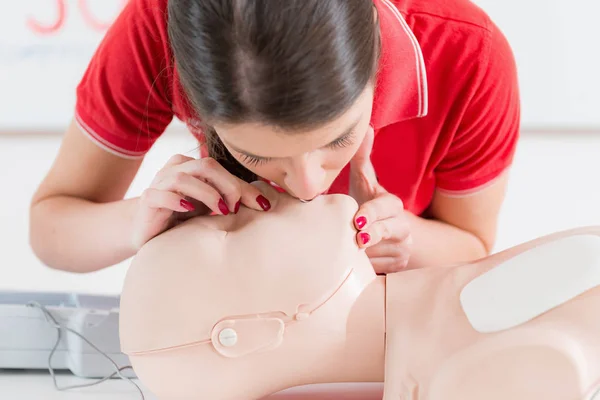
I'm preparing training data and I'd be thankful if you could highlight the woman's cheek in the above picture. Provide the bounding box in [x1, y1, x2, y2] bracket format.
[323, 148, 355, 171]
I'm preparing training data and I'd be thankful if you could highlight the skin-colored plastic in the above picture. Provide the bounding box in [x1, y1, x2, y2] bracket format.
[384, 227, 600, 400]
[119, 182, 600, 400]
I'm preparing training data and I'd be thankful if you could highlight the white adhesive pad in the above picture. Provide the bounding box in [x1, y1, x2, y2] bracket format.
[460, 234, 600, 333]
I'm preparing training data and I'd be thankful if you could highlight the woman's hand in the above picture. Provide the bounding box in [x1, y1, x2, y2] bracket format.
[132, 154, 271, 249]
[349, 126, 412, 274]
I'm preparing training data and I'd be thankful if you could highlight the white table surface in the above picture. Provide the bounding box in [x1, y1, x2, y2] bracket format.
[0, 369, 384, 399]
[0, 369, 154, 400]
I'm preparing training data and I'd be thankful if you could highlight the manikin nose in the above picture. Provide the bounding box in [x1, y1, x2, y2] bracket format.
[284, 156, 325, 201]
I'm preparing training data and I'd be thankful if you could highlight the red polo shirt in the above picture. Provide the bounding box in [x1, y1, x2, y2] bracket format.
[75, 0, 520, 216]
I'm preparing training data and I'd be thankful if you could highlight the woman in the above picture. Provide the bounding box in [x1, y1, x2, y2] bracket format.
[29, 0, 520, 274]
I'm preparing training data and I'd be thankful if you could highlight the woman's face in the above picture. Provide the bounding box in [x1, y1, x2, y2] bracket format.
[214, 86, 375, 201]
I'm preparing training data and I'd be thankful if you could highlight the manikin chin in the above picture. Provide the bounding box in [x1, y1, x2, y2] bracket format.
[119, 182, 600, 400]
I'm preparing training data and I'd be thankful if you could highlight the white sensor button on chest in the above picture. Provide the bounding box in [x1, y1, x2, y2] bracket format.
[218, 328, 238, 347]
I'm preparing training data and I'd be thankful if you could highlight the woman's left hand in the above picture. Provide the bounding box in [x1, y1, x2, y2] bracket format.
[349, 126, 412, 274]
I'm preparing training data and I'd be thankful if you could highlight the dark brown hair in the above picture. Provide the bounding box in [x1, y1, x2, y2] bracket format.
[167, 0, 380, 182]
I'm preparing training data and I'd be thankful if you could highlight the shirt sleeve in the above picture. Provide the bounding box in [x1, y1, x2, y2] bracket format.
[75, 0, 173, 159]
[434, 22, 521, 195]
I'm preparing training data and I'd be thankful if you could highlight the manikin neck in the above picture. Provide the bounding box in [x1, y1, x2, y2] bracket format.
[328, 276, 387, 382]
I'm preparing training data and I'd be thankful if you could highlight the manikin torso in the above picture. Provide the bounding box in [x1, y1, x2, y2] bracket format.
[119, 182, 600, 400]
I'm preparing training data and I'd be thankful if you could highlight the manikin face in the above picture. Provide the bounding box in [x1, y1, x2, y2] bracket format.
[119, 184, 377, 399]
[120, 182, 375, 356]
[214, 86, 375, 201]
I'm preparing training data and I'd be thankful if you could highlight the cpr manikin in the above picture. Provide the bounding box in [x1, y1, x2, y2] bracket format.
[119, 182, 600, 400]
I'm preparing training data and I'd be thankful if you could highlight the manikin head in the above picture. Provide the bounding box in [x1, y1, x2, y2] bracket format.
[119, 183, 377, 399]
[167, 0, 380, 200]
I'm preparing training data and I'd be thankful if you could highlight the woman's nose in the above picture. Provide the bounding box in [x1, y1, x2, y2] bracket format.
[284, 155, 325, 201]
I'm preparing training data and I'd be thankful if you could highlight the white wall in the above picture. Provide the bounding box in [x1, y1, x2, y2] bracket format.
[0, 0, 127, 131]
[1, 131, 600, 295]
[472, 0, 600, 129]
[1, 1, 600, 131]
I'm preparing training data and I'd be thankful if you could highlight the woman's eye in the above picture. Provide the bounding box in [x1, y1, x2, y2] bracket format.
[237, 130, 356, 167]
[240, 154, 271, 167]
[327, 131, 355, 150]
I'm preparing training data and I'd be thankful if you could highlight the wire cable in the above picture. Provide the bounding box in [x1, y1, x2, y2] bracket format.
[26, 301, 145, 399]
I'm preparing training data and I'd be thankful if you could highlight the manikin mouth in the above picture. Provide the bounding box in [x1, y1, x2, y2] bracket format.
[299, 192, 327, 203]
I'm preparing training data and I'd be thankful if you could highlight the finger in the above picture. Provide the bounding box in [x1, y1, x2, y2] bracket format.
[164, 154, 195, 168]
[238, 179, 272, 212]
[350, 125, 375, 172]
[366, 242, 411, 271]
[364, 242, 407, 259]
[151, 155, 197, 188]
[353, 194, 404, 231]
[140, 188, 196, 213]
[250, 180, 280, 199]
[349, 125, 378, 187]
[370, 256, 409, 274]
[356, 217, 411, 249]
[174, 197, 211, 218]
[174, 158, 242, 212]
[157, 172, 230, 215]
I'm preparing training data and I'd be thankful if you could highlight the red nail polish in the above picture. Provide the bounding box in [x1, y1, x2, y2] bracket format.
[180, 199, 195, 211]
[218, 198, 230, 215]
[359, 232, 370, 245]
[234, 200, 241, 213]
[256, 195, 271, 211]
[356, 216, 367, 229]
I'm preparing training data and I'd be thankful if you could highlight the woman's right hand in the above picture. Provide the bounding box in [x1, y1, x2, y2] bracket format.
[131, 154, 271, 249]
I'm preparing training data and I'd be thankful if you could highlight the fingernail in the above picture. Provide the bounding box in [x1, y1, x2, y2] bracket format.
[359, 232, 370, 245]
[256, 195, 271, 211]
[218, 198, 230, 215]
[234, 200, 241, 213]
[356, 216, 367, 229]
[180, 199, 195, 211]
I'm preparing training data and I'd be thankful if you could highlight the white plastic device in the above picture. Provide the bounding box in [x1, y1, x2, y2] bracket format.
[0, 291, 134, 378]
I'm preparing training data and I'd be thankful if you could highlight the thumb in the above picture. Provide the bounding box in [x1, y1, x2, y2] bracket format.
[350, 125, 376, 176]
[349, 125, 379, 201]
